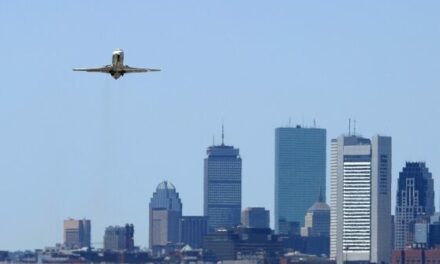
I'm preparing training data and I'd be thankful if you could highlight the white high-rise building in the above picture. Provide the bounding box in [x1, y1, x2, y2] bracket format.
[330, 135, 392, 264]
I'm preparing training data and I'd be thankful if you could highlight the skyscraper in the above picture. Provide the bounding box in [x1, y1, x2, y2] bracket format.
[241, 207, 270, 229]
[330, 135, 392, 264]
[394, 162, 435, 249]
[63, 218, 91, 249]
[149, 181, 182, 251]
[204, 128, 242, 233]
[103, 224, 134, 251]
[275, 126, 326, 233]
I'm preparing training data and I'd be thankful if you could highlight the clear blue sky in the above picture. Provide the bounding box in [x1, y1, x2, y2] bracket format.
[0, 1, 439, 250]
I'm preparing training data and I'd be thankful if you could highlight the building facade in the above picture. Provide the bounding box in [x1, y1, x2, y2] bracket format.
[103, 224, 134, 251]
[275, 126, 326, 233]
[149, 181, 182, 251]
[330, 135, 392, 264]
[63, 218, 91, 249]
[204, 136, 242, 233]
[394, 162, 435, 249]
[179, 216, 208, 249]
[241, 207, 270, 229]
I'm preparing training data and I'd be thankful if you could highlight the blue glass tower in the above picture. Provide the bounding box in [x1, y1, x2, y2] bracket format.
[204, 129, 242, 233]
[275, 126, 326, 233]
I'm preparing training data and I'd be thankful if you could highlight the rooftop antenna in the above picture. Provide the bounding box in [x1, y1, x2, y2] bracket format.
[353, 119, 357, 136]
[221, 123, 224, 146]
[313, 119, 316, 128]
[289, 117, 292, 127]
[348, 118, 351, 136]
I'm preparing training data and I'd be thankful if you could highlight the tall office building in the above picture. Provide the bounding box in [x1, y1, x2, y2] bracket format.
[179, 216, 208, 249]
[149, 181, 182, 251]
[63, 218, 91, 249]
[241, 207, 270, 229]
[330, 135, 392, 264]
[103, 224, 134, 251]
[204, 129, 242, 233]
[275, 126, 326, 233]
[394, 162, 435, 249]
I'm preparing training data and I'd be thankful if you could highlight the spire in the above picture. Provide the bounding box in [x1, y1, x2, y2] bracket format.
[348, 118, 351, 136]
[221, 123, 224, 146]
[318, 187, 324, 203]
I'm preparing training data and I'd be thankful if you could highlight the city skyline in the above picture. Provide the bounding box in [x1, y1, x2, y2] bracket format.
[6, 127, 437, 252]
[1, 125, 439, 252]
[1, 1, 440, 251]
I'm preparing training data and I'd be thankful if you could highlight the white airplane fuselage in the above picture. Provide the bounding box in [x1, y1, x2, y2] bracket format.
[110, 49, 125, 79]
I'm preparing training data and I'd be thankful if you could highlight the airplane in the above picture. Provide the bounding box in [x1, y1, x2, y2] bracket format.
[73, 49, 160, 79]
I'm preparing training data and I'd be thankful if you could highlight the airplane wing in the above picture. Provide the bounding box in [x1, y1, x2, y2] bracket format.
[122, 65, 161, 73]
[73, 65, 112, 73]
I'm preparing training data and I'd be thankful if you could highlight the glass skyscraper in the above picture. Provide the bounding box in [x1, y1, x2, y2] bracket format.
[274, 126, 326, 234]
[394, 162, 435, 249]
[204, 137, 242, 233]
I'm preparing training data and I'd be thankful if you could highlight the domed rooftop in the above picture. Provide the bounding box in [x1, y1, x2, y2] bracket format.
[156, 180, 176, 190]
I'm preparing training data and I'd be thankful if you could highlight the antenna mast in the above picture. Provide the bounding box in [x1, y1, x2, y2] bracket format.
[221, 123, 224, 146]
[348, 118, 351, 136]
[353, 119, 357, 136]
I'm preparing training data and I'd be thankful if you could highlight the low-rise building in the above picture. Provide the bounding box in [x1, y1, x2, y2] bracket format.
[203, 227, 283, 262]
[391, 248, 440, 264]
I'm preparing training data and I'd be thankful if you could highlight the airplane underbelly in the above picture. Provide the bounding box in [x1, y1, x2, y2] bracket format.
[110, 71, 122, 79]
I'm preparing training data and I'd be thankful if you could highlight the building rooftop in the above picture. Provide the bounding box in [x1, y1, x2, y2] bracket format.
[156, 180, 176, 191]
[308, 201, 330, 212]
